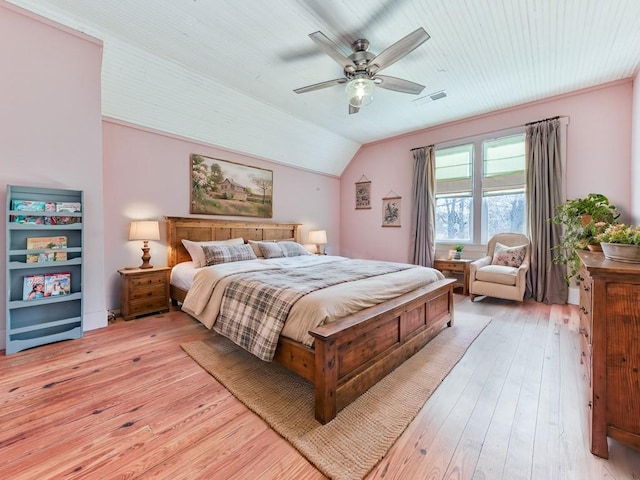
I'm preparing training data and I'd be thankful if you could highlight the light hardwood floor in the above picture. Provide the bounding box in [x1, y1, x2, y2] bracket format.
[1, 296, 639, 479]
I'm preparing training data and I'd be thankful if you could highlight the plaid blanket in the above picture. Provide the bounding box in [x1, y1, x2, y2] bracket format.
[214, 259, 414, 361]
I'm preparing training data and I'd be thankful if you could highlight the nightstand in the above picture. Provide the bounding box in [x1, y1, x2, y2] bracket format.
[118, 266, 171, 320]
[433, 258, 472, 295]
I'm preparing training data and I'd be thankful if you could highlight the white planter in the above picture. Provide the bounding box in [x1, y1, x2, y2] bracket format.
[567, 286, 580, 305]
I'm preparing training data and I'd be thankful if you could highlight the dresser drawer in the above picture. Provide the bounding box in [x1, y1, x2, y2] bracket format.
[578, 263, 593, 387]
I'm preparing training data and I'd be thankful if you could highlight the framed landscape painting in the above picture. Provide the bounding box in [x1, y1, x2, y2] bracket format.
[190, 154, 273, 218]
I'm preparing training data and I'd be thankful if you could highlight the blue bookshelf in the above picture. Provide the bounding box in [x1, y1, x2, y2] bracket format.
[5, 185, 83, 354]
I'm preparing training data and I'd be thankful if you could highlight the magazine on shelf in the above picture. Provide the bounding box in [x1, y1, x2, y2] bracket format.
[44, 272, 71, 297]
[47, 216, 80, 225]
[56, 202, 82, 212]
[23, 274, 46, 301]
[11, 200, 56, 212]
[10, 215, 47, 224]
[26, 236, 67, 263]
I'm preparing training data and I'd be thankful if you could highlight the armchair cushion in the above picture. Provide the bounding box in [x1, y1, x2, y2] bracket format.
[475, 265, 518, 286]
[491, 242, 528, 267]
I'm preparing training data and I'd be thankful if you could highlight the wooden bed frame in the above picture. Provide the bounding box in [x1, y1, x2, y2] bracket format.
[166, 216, 455, 424]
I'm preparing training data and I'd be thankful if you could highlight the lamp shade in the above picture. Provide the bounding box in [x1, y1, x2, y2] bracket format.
[308, 230, 327, 245]
[345, 77, 374, 107]
[129, 220, 160, 241]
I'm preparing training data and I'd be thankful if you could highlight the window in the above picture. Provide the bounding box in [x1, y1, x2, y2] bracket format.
[435, 130, 526, 244]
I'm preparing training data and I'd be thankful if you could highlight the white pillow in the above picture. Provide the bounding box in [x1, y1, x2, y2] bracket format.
[182, 237, 244, 267]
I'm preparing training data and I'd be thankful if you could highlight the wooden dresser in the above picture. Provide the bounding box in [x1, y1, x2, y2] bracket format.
[577, 250, 640, 458]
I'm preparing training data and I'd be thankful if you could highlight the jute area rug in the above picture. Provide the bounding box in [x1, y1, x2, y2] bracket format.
[181, 313, 491, 480]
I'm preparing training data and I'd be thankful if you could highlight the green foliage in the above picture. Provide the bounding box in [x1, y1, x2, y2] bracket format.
[596, 224, 640, 245]
[551, 193, 619, 225]
[550, 193, 620, 284]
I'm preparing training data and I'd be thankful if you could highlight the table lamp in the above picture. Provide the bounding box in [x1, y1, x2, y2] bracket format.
[129, 220, 160, 269]
[308, 230, 327, 255]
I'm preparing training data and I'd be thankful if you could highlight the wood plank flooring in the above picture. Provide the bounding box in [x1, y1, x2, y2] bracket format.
[2, 296, 639, 479]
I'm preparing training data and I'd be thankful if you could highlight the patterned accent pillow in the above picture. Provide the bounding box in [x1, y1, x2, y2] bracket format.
[258, 241, 285, 259]
[182, 237, 244, 267]
[202, 244, 257, 266]
[277, 241, 311, 257]
[491, 242, 527, 267]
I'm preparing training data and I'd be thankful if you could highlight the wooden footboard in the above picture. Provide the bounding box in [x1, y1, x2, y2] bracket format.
[273, 278, 455, 424]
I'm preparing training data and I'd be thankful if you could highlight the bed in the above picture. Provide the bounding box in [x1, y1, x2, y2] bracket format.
[166, 216, 455, 424]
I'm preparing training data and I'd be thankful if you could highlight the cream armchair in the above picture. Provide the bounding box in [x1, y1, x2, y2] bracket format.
[469, 233, 531, 302]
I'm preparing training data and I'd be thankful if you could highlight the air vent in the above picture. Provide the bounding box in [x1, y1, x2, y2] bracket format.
[413, 90, 447, 106]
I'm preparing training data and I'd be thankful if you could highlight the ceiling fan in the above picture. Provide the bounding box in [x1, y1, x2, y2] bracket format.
[293, 27, 430, 114]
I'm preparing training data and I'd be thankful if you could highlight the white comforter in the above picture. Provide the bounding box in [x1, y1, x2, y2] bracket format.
[180, 255, 444, 347]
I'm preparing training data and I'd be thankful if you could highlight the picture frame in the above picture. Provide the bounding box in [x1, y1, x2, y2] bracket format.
[190, 154, 273, 218]
[355, 177, 371, 210]
[382, 196, 401, 227]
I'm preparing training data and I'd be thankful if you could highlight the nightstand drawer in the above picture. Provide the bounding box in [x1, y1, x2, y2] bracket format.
[127, 298, 169, 317]
[128, 272, 167, 288]
[128, 284, 166, 302]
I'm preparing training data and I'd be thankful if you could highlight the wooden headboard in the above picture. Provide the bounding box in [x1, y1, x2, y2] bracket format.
[165, 216, 301, 267]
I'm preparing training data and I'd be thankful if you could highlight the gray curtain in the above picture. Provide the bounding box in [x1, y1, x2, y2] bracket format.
[410, 146, 436, 266]
[525, 118, 567, 304]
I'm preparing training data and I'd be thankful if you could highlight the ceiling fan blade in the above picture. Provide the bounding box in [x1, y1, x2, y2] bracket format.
[369, 27, 430, 74]
[309, 31, 357, 73]
[374, 75, 425, 95]
[349, 104, 360, 115]
[294, 78, 346, 94]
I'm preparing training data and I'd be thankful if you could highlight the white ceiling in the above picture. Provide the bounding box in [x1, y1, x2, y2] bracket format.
[7, 0, 640, 176]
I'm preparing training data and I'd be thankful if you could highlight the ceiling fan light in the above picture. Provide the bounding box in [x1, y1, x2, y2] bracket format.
[346, 77, 374, 107]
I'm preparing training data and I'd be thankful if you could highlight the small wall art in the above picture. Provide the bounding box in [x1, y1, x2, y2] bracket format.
[382, 193, 401, 227]
[355, 175, 371, 210]
[190, 153, 273, 218]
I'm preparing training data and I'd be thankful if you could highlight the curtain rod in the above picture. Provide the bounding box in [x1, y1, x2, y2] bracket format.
[410, 144, 435, 151]
[525, 115, 560, 126]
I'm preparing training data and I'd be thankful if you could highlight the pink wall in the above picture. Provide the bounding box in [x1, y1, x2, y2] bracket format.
[102, 120, 340, 309]
[0, 2, 106, 349]
[632, 71, 640, 224]
[340, 81, 634, 262]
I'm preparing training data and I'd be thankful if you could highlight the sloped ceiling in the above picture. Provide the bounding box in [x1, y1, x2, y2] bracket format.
[7, 0, 640, 176]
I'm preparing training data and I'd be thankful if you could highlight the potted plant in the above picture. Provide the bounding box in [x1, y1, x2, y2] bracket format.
[582, 221, 609, 251]
[551, 193, 620, 283]
[596, 223, 640, 262]
[448, 244, 464, 260]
